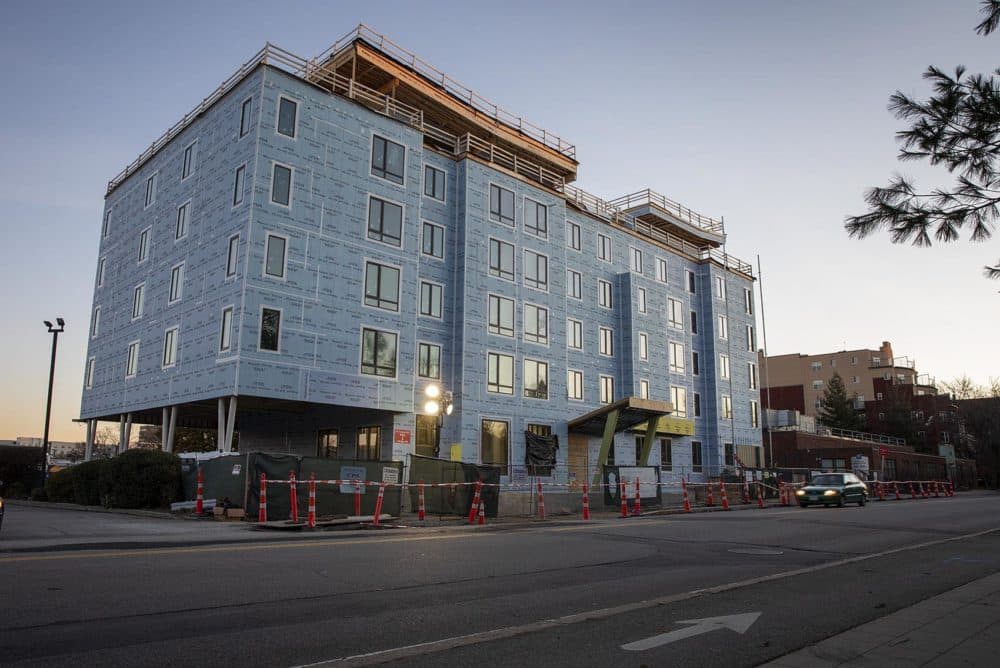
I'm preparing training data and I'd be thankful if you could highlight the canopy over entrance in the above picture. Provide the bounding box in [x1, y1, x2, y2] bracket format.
[568, 397, 673, 486]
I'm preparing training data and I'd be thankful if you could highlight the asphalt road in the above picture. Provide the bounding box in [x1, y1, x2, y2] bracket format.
[1, 493, 998, 667]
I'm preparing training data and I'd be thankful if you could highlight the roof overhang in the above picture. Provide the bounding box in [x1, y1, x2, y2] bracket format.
[567, 397, 673, 436]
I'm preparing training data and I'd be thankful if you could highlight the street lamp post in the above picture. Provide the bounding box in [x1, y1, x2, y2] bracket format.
[41, 318, 65, 485]
[423, 384, 453, 458]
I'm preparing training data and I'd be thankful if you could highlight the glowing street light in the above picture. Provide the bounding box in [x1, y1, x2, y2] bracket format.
[423, 384, 454, 457]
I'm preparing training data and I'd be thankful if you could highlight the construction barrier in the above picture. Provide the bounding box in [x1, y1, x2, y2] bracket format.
[195, 467, 205, 516]
[537, 480, 546, 520]
[307, 473, 317, 529]
[417, 480, 426, 522]
[720, 479, 730, 511]
[468, 480, 484, 524]
[757, 482, 765, 509]
[258, 473, 268, 523]
[742, 480, 750, 504]
[632, 478, 641, 516]
[289, 471, 299, 523]
[582, 482, 590, 520]
[478, 499, 486, 525]
[682, 479, 692, 513]
[620, 480, 628, 518]
[372, 482, 386, 527]
[706, 481, 715, 507]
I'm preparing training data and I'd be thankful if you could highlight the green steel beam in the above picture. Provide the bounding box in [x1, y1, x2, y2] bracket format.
[592, 408, 619, 487]
[638, 418, 658, 465]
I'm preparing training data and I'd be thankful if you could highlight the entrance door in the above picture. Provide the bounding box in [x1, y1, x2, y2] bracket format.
[568, 433, 590, 487]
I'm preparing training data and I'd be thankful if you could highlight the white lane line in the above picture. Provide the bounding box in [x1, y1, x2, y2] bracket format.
[290, 526, 999, 667]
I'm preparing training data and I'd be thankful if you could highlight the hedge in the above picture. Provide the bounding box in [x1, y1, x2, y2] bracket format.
[98, 449, 181, 509]
[45, 468, 76, 503]
[0, 445, 44, 493]
[71, 459, 103, 506]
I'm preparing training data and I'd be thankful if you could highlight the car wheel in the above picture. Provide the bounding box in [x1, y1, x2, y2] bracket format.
[837, 497, 845, 508]
[858, 494, 866, 507]
[799, 502, 808, 508]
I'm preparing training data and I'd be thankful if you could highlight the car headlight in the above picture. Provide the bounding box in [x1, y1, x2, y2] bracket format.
[823, 490, 838, 496]
[795, 490, 805, 496]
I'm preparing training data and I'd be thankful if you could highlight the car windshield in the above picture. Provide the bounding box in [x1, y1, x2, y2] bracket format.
[811, 475, 845, 486]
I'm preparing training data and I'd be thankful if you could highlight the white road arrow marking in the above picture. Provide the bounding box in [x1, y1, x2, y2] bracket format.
[621, 612, 762, 651]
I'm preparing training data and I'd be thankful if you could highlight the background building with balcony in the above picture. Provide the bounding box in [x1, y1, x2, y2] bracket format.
[79, 26, 761, 488]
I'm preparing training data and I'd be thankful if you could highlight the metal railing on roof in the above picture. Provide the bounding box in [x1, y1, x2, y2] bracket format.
[309, 24, 576, 160]
[607, 188, 725, 235]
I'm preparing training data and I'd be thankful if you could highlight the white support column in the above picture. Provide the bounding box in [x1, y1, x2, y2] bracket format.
[84, 420, 96, 462]
[124, 413, 133, 452]
[162, 408, 170, 451]
[224, 396, 238, 453]
[166, 406, 178, 453]
[217, 398, 226, 451]
[118, 415, 126, 456]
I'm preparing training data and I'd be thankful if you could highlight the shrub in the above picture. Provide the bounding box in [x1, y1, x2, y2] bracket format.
[45, 469, 76, 503]
[98, 450, 181, 509]
[71, 460, 103, 506]
[4, 481, 28, 499]
[30, 487, 48, 501]
[0, 445, 44, 492]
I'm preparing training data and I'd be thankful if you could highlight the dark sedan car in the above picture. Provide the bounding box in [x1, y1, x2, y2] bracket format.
[796, 473, 868, 508]
[0, 495, 5, 533]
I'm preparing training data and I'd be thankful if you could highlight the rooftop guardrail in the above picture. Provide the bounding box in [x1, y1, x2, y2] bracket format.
[607, 188, 725, 235]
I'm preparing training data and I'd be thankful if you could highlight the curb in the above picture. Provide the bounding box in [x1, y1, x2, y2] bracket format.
[3, 498, 181, 520]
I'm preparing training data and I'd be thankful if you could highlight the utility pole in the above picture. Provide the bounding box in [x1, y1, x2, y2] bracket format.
[42, 318, 66, 486]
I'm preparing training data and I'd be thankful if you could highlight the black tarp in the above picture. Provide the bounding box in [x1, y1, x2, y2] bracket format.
[408, 455, 501, 517]
[179, 454, 247, 508]
[525, 431, 558, 476]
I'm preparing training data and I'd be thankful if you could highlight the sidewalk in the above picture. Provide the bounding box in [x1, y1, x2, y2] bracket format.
[762, 572, 1000, 667]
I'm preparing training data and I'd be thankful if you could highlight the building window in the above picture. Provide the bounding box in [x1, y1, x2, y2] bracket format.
[91, 306, 101, 338]
[271, 163, 292, 207]
[489, 238, 514, 281]
[233, 164, 245, 206]
[598, 279, 613, 308]
[421, 222, 444, 259]
[852, 375, 860, 384]
[361, 328, 398, 377]
[718, 314, 728, 340]
[144, 173, 156, 208]
[667, 298, 683, 329]
[566, 221, 581, 250]
[811, 361, 823, 371]
[523, 359, 549, 399]
[660, 438, 672, 471]
[364, 262, 400, 311]
[260, 308, 281, 352]
[525, 198, 548, 237]
[102, 211, 111, 238]
[137, 227, 150, 263]
[97, 257, 106, 288]
[690, 311, 698, 334]
[671, 386, 687, 417]
[264, 234, 287, 278]
[656, 258, 668, 283]
[719, 354, 730, 380]
[567, 319, 583, 350]
[317, 429, 339, 459]
[714, 275, 726, 300]
[239, 97, 253, 138]
[226, 235, 240, 278]
[175, 202, 189, 240]
[746, 324, 755, 352]
[597, 233, 612, 262]
[481, 419, 509, 472]
[219, 306, 233, 352]
[692, 441, 703, 472]
[751, 400, 760, 428]
[419, 281, 443, 318]
[488, 294, 515, 337]
[168, 263, 184, 304]
[694, 392, 701, 417]
[725, 443, 734, 467]
[634, 436, 645, 465]
[629, 247, 643, 273]
[126, 341, 139, 378]
[182, 142, 196, 180]
[162, 327, 179, 368]
[368, 196, 403, 246]
[371, 135, 405, 185]
[744, 287, 753, 315]
[567, 269, 582, 299]
[567, 370, 584, 400]
[748, 362, 758, 389]
[424, 165, 445, 200]
[418, 343, 441, 379]
[487, 352, 514, 394]
[722, 395, 733, 420]
[638, 333, 648, 360]
[599, 327, 614, 356]
[524, 304, 548, 344]
[277, 96, 297, 138]
[489, 184, 515, 226]
[524, 250, 548, 291]
[669, 342, 685, 374]
[600, 375, 614, 404]
[687, 270, 696, 293]
[812, 379, 825, 390]
[692, 351, 700, 375]
[356, 426, 380, 461]
[637, 287, 647, 313]
[132, 284, 145, 320]
[639, 379, 649, 399]
[85, 357, 96, 389]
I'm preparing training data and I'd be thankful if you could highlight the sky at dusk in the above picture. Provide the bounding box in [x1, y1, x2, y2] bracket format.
[1, 0, 997, 443]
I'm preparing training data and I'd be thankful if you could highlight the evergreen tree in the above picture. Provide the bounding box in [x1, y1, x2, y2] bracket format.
[845, 1, 1000, 279]
[818, 372, 866, 431]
